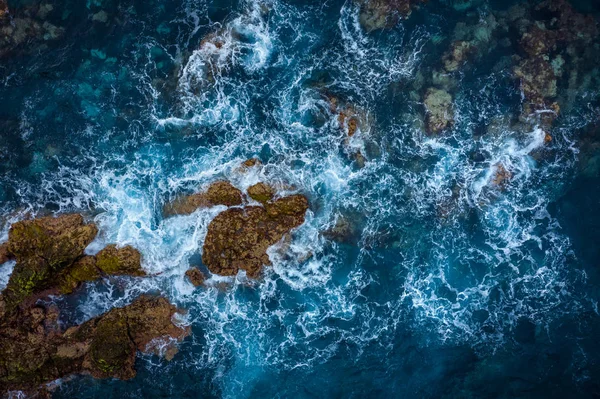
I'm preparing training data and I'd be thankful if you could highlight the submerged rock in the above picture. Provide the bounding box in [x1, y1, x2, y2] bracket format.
[185, 267, 206, 287]
[356, 0, 426, 31]
[202, 195, 309, 278]
[423, 88, 454, 134]
[163, 181, 244, 217]
[0, 295, 188, 392]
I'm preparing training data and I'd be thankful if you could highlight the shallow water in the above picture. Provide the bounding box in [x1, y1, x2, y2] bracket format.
[1, 0, 600, 397]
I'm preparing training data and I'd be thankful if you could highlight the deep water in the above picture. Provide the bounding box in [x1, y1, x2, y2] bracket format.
[1, 0, 600, 397]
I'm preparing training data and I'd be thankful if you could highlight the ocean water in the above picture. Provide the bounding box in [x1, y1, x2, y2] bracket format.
[1, 0, 600, 397]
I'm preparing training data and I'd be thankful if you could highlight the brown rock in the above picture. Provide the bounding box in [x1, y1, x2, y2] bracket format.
[0, 241, 13, 264]
[185, 267, 206, 287]
[95, 244, 145, 277]
[0, 295, 188, 392]
[163, 181, 244, 217]
[247, 182, 275, 204]
[202, 195, 309, 278]
[3, 214, 98, 309]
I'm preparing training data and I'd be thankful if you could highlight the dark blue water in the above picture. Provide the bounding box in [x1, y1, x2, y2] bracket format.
[1, 0, 600, 397]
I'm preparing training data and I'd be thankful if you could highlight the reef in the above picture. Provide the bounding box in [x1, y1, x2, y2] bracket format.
[202, 188, 309, 278]
[0, 214, 188, 394]
[356, 0, 427, 31]
[163, 181, 244, 217]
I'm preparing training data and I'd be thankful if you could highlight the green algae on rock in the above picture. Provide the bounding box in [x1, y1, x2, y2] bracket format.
[163, 180, 244, 217]
[202, 194, 309, 278]
[3, 214, 98, 309]
[247, 182, 275, 204]
[95, 244, 145, 277]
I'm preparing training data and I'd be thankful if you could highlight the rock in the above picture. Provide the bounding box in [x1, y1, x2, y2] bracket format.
[423, 88, 454, 134]
[95, 245, 145, 277]
[0, 242, 13, 264]
[491, 164, 512, 188]
[247, 183, 275, 204]
[356, 0, 426, 32]
[442, 40, 476, 72]
[163, 181, 244, 217]
[3, 214, 98, 309]
[185, 267, 206, 287]
[0, 1, 7, 19]
[0, 295, 188, 392]
[202, 195, 309, 278]
[56, 256, 101, 295]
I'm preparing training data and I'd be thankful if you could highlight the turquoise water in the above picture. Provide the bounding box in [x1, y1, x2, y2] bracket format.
[1, 0, 600, 397]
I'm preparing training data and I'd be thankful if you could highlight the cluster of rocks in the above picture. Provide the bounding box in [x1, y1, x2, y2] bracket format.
[164, 178, 309, 280]
[0, 1, 64, 59]
[0, 214, 188, 394]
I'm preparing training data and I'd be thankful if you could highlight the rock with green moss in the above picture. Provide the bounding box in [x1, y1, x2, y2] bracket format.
[163, 181, 244, 217]
[95, 244, 145, 277]
[247, 182, 275, 204]
[202, 194, 309, 278]
[3, 214, 98, 309]
[56, 256, 101, 295]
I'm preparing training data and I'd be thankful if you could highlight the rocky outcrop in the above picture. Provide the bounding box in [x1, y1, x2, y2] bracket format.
[185, 267, 206, 287]
[2, 214, 98, 309]
[424, 88, 454, 134]
[163, 181, 244, 217]
[356, 0, 427, 31]
[202, 194, 309, 278]
[0, 214, 147, 305]
[0, 214, 187, 393]
[0, 295, 188, 392]
[509, 0, 598, 126]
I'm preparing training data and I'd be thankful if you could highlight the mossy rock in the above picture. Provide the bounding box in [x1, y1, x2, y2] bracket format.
[1, 214, 97, 309]
[95, 245, 145, 276]
[247, 183, 275, 204]
[88, 311, 136, 379]
[56, 256, 101, 295]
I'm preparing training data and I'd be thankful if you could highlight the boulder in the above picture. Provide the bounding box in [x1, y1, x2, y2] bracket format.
[95, 244, 145, 277]
[185, 267, 206, 287]
[163, 181, 244, 217]
[202, 195, 309, 278]
[247, 183, 275, 204]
